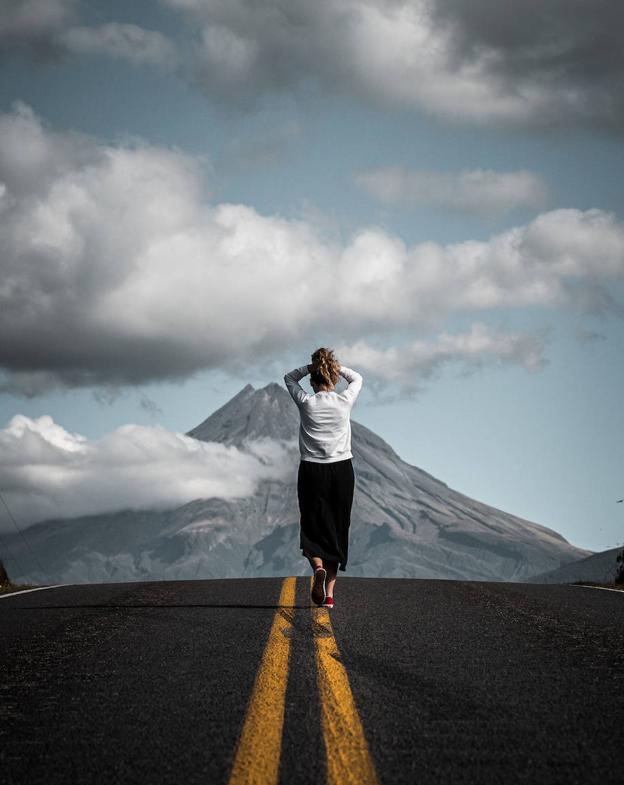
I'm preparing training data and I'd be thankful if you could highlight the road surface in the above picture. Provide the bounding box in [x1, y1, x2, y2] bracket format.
[1, 577, 622, 784]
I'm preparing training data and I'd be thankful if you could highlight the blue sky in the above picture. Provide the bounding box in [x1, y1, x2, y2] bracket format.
[0, 0, 623, 552]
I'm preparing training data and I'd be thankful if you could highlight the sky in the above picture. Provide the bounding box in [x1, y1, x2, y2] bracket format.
[0, 0, 623, 553]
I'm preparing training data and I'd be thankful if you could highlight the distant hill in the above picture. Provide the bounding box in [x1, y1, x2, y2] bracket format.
[2, 382, 591, 584]
[526, 546, 622, 584]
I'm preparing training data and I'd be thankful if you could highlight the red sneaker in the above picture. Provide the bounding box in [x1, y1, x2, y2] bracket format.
[311, 567, 326, 605]
[322, 596, 334, 609]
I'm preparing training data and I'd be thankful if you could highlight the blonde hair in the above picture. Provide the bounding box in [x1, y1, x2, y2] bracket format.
[310, 347, 341, 387]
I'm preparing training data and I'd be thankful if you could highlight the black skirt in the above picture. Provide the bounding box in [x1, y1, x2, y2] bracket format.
[297, 457, 355, 572]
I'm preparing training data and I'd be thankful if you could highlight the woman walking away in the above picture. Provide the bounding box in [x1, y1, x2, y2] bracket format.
[283, 348, 363, 610]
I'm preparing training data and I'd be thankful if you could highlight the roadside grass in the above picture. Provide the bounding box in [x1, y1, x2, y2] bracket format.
[0, 560, 40, 595]
[0, 580, 41, 596]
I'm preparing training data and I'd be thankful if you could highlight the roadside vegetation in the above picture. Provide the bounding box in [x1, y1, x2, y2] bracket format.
[0, 559, 39, 595]
[572, 548, 624, 591]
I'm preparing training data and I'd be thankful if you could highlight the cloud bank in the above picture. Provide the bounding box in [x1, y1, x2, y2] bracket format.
[159, 0, 624, 130]
[335, 323, 552, 393]
[1, 102, 623, 396]
[354, 168, 549, 217]
[0, 413, 294, 529]
[2, 1, 624, 130]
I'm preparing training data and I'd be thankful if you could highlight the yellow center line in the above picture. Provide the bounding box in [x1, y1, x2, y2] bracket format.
[311, 576, 380, 785]
[227, 576, 296, 785]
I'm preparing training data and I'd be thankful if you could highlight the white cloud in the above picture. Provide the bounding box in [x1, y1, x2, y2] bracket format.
[335, 323, 551, 392]
[354, 167, 549, 217]
[0, 414, 294, 529]
[0, 100, 95, 197]
[0, 103, 623, 396]
[60, 23, 178, 69]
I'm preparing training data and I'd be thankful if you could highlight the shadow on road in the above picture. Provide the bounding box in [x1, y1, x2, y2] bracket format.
[9, 603, 311, 610]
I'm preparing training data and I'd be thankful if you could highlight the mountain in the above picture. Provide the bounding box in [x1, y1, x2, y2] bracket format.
[526, 546, 622, 584]
[2, 382, 591, 585]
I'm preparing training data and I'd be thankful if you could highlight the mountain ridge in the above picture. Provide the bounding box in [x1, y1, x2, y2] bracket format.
[526, 546, 621, 584]
[2, 381, 591, 584]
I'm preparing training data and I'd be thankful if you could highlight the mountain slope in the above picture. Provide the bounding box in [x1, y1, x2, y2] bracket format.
[526, 546, 622, 584]
[2, 382, 591, 585]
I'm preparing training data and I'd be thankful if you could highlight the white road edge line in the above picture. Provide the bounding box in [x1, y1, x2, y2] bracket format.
[0, 583, 72, 600]
[571, 584, 624, 593]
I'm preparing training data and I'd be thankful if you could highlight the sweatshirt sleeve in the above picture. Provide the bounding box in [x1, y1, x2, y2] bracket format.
[283, 365, 311, 406]
[338, 365, 363, 404]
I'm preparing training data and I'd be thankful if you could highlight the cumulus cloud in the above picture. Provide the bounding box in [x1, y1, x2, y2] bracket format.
[0, 414, 294, 529]
[1, 102, 623, 397]
[59, 23, 178, 69]
[335, 323, 552, 394]
[354, 168, 549, 217]
[161, 0, 624, 130]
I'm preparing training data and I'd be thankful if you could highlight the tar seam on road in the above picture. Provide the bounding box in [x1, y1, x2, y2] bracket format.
[227, 576, 296, 785]
[310, 576, 380, 785]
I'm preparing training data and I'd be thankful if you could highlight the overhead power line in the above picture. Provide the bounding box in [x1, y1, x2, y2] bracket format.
[0, 490, 49, 583]
[0, 529, 29, 582]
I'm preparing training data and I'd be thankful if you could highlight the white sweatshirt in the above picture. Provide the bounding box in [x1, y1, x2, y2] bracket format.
[283, 365, 363, 463]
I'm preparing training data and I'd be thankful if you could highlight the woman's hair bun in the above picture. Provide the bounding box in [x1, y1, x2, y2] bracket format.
[310, 347, 341, 387]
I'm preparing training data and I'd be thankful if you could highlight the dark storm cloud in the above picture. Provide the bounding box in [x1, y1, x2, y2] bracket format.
[0, 0, 176, 69]
[431, 0, 623, 81]
[161, 0, 624, 130]
[3, 1, 624, 129]
[430, 0, 624, 130]
[0, 0, 76, 62]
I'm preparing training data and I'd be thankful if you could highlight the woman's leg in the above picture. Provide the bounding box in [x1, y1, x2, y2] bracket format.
[298, 462, 328, 575]
[304, 550, 324, 571]
[324, 559, 338, 597]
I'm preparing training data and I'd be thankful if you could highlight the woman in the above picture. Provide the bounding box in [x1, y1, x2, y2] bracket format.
[283, 347, 363, 609]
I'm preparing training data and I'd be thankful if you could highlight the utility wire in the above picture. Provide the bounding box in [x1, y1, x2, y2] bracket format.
[0, 490, 49, 582]
[0, 529, 29, 582]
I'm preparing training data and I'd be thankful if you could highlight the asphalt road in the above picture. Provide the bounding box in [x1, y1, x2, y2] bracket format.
[1, 577, 622, 785]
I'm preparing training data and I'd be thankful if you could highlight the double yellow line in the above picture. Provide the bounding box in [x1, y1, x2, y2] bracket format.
[227, 576, 379, 785]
